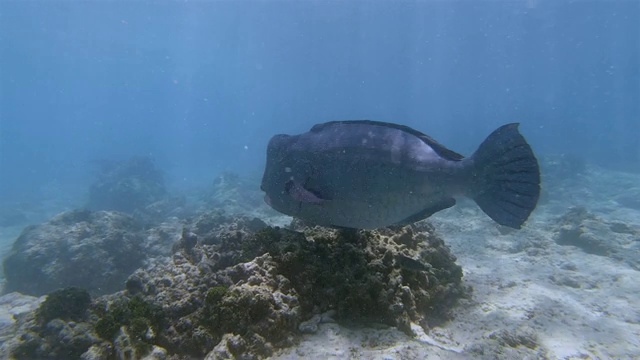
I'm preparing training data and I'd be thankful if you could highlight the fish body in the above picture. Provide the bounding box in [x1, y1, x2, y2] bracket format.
[261, 120, 540, 229]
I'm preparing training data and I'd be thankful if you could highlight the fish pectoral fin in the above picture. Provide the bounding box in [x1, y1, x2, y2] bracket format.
[285, 180, 327, 205]
[396, 198, 456, 225]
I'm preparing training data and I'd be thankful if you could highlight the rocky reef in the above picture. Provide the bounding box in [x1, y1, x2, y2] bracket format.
[0, 212, 466, 359]
[87, 157, 167, 214]
[2, 210, 147, 296]
[202, 173, 265, 216]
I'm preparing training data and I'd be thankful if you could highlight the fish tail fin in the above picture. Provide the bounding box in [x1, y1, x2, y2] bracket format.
[468, 123, 541, 229]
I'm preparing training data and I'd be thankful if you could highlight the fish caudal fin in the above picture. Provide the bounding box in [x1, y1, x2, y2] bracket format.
[469, 123, 541, 229]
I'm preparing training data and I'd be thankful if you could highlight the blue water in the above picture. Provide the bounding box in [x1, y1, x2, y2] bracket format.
[0, 1, 638, 204]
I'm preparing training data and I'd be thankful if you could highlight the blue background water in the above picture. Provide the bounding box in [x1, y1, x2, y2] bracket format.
[1, 1, 638, 204]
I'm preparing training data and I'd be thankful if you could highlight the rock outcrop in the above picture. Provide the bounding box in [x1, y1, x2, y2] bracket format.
[2, 210, 146, 296]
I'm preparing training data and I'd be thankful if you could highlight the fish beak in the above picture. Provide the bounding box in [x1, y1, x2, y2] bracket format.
[264, 194, 272, 206]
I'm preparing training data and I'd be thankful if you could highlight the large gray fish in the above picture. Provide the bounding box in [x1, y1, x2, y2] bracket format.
[261, 120, 540, 229]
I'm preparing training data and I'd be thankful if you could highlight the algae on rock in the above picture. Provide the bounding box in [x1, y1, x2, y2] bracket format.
[2, 212, 467, 360]
[119, 213, 466, 359]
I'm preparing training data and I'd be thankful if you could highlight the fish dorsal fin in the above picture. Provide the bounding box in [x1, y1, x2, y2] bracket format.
[310, 120, 465, 161]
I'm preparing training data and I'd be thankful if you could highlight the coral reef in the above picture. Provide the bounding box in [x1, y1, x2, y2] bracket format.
[120, 214, 465, 358]
[2, 288, 100, 360]
[2, 210, 146, 296]
[87, 157, 167, 214]
[202, 172, 266, 216]
[36, 287, 91, 324]
[1, 290, 167, 360]
[1, 213, 466, 359]
[0, 292, 44, 351]
[93, 294, 166, 357]
[10, 318, 100, 359]
[187, 210, 267, 246]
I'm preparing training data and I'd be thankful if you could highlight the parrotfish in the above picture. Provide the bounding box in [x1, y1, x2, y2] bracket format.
[261, 120, 540, 229]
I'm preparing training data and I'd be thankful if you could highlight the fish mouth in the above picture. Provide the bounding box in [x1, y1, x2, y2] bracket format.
[263, 194, 272, 206]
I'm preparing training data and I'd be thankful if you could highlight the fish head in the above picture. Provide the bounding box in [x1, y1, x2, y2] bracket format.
[260, 134, 303, 215]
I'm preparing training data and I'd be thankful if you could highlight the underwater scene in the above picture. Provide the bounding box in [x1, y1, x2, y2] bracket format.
[0, 1, 638, 359]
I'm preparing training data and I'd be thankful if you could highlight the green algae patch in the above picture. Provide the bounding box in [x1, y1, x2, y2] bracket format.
[94, 295, 165, 344]
[36, 287, 91, 324]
